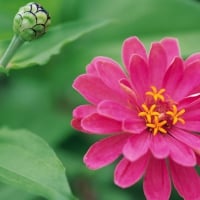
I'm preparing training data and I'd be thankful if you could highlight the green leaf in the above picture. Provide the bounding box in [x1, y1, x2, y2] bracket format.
[0, 128, 75, 200]
[0, 19, 111, 71]
[0, 66, 9, 75]
[0, 183, 35, 200]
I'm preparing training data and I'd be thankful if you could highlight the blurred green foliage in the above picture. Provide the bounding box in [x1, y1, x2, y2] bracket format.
[0, 0, 200, 199]
[0, 128, 73, 200]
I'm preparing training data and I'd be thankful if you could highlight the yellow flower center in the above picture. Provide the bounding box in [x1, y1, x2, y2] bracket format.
[138, 86, 185, 135]
[146, 86, 165, 102]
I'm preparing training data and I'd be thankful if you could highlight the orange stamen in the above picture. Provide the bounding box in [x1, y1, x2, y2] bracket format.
[138, 86, 186, 136]
[166, 105, 185, 125]
[146, 116, 167, 135]
[138, 104, 159, 123]
[146, 86, 165, 102]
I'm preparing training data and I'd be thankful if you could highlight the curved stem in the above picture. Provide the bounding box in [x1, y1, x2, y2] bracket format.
[0, 34, 24, 68]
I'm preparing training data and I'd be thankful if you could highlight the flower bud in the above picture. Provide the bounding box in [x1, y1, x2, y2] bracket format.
[13, 2, 51, 41]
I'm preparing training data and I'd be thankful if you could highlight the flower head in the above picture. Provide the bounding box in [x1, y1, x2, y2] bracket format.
[13, 2, 51, 41]
[71, 36, 200, 200]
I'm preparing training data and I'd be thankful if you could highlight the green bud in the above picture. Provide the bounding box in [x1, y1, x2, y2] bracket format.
[13, 2, 51, 41]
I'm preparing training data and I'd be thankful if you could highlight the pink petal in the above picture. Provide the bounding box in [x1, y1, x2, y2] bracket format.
[86, 63, 98, 76]
[72, 104, 96, 118]
[73, 74, 123, 105]
[119, 78, 132, 88]
[81, 113, 122, 134]
[196, 154, 200, 165]
[71, 118, 84, 132]
[143, 158, 171, 200]
[148, 43, 168, 88]
[162, 57, 184, 99]
[119, 78, 139, 105]
[179, 93, 200, 109]
[71, 105, 96, 132]
[149, 134, 169, 159]
[177, 120, 200, 132]
[122, 36, 147, 72]
[72, 105, 97, 132]
[169, 159, 200, 200]
[185, 52, 200, 66]
[114, 154, 149, 188]
[129, 55, 150, 100]
[123, 132, 150, 162]
[160, 37, 180, 66]
[190, 85, 200, 95]
[173, 61, 200, 101]
[170, 128, 200, 152]
[122, 119, 146, 134]
[84, 134, 129, 169]
[166, 135, 196, 167]
[97, 100, 136, 121]
[94, 57, 126, 92]
[179, 99, 200, 121]
[86, 56, 121, 76]
[177, 98, 200, 128]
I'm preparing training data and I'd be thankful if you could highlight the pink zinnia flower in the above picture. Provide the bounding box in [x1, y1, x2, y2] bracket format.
[71, 36, 200, 200]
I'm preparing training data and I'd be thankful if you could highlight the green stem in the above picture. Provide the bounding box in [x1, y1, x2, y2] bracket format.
[0, 34, 24, 68]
